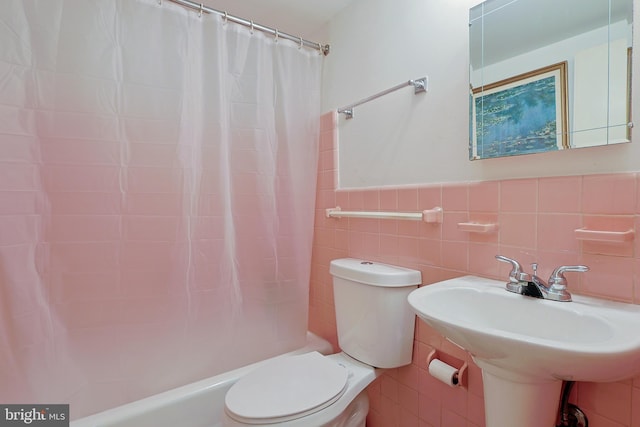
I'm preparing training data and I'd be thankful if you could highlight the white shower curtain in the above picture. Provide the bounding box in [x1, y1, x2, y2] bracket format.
[0, 0, 321, 418]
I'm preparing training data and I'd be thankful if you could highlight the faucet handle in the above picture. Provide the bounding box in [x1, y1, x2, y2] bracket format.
[495, 255, 524, 280]
[495, 255, 530, 294]
[548, 265, 589, 291]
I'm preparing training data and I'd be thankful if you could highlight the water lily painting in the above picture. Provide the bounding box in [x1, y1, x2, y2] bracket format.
[471, 62, 568, 160]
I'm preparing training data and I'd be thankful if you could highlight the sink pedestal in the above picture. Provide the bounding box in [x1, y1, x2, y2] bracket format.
[480, 364, 562, 427]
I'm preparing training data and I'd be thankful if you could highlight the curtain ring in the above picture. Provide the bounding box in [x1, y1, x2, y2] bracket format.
[274, 29, 279, 43]
[299, 37, 303, 49]
[223, 11, 228, 25]
[250, 20, 254, 34]
[198, 3, 203, 17]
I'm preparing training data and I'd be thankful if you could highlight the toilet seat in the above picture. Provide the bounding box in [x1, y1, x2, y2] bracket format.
[225, 351, 349, 424]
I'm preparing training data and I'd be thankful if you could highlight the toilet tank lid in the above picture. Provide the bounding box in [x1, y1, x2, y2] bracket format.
[329, 258, 422, 287]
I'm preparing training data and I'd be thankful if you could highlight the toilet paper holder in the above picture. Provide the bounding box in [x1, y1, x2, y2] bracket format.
[426, 349, 468, 387]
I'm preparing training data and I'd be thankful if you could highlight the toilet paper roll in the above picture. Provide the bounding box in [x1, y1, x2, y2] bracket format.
[428, 359, 459, 387]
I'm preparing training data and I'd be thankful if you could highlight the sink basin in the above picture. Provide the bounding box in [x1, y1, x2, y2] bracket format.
[408, 275, 640, 382]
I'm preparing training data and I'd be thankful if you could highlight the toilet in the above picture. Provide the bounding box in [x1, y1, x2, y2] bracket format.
[223, 258, 421, 426]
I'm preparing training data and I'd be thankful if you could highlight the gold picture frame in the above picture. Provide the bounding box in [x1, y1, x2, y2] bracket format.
[471, 62, 569, 159]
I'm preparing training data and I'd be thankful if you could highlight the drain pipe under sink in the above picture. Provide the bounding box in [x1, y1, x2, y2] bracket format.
[556, 381, 588, 427]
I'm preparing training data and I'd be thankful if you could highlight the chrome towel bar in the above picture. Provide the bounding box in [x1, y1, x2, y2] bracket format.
[337, 77, 428, 119]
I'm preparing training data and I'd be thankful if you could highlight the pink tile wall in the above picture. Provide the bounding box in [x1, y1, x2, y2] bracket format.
[309, 111, 640, 427]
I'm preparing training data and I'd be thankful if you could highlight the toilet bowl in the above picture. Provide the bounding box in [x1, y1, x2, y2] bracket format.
[224, 352, 376, 426]
[223, 258, 421, 426]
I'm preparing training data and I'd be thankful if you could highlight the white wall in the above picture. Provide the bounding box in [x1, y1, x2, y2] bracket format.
[322, 0, 640, 188]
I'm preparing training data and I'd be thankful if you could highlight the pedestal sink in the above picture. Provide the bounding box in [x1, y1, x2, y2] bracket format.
[408, 276, 640, 427]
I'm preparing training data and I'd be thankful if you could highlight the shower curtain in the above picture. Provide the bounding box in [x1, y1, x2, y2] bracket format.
[0, 0, 321, 418]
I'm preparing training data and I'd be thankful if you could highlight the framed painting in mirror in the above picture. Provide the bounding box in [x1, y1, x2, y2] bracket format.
[471, 62, 568, 160]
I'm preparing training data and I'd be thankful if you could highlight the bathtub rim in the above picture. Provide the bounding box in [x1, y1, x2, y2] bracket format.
[70, 332, 333, 426]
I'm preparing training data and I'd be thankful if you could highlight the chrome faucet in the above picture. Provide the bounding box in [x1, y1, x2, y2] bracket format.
[495, 255, 589, 302]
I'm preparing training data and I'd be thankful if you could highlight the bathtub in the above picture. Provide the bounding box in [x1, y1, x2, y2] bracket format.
[71, 333, 333, 427]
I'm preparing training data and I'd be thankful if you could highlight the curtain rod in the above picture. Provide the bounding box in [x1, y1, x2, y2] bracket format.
[166, 0, 331, 56]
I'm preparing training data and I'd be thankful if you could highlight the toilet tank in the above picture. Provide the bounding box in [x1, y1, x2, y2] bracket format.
[329, 258, 421, 369]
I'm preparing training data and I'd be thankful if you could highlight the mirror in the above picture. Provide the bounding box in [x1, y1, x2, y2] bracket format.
[469, 0, 633, 160]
